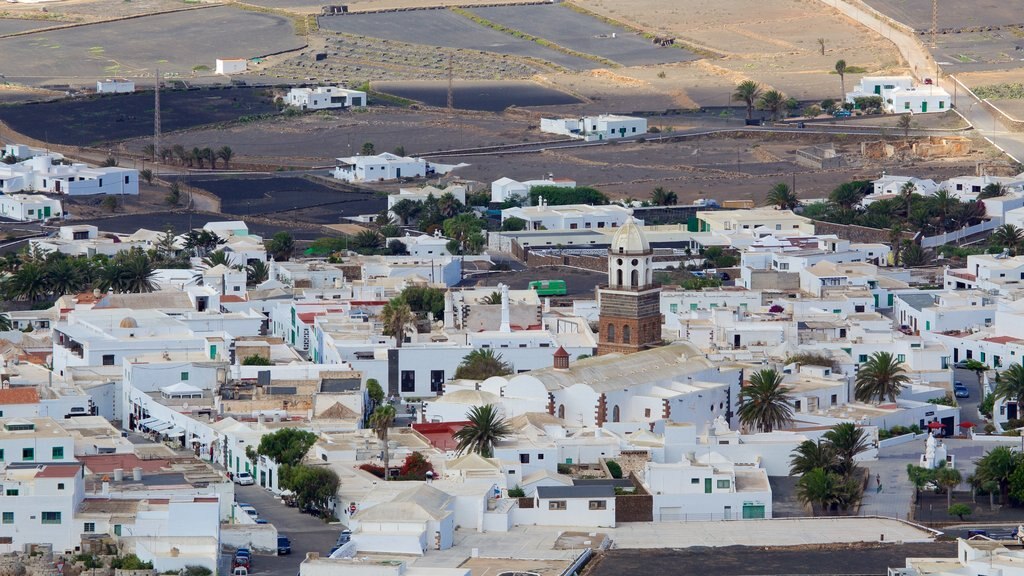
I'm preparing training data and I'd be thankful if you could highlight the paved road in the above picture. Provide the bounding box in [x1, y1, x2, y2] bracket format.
[232, 484, 342, 575]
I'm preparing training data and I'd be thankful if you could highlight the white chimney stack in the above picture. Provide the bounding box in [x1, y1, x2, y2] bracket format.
[499, 283, 511, 333]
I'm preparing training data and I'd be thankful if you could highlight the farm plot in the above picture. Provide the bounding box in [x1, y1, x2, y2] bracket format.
[317, 10, 598, 70]
[0, 87, 278, 146]
[931, 30, 1024, 74]
[373, 80, 582, 111]
[71, 212, 333, 240]
[468, 4, 698, 66]
[188, 176, 386, 224]
[0, 7, 302, 85]
[862, 0, 1022, 31]
[0, 18, 51, 35]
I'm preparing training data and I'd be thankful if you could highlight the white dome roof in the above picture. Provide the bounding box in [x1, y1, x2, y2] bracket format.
[610, 216, 649, 253]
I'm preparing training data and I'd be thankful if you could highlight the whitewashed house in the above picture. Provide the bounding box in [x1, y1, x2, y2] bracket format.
[501, 202, 635, 231]
[96, 79, 135, 93]
[0, 461, 84, 555]
[845, 76, 951, 114]
[285, 86, 366, 110]
[333, 153, 465, 183]
[0, 154, 139, 196]
[514, 485, 615, 527]
[0, 194, 62, 221]
[215, 59, 246, 75]
[490, 176, 576, 204]
[540, 115, 647, 141]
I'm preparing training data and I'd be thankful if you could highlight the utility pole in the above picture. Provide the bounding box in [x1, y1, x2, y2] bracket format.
[446, 52, 454, 117]
[931, 0, 938, 48]
[154, 68, 161, 164]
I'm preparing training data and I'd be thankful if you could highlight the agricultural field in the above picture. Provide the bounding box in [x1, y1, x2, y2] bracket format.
[0, 86, 278, 146]
[0, 18, 51, 35]
[930, 28, 1024, 74]
[862, 0, 1023, 31]
[372, 80, 583, 112]
[186, 176, 386, 225]
[0, 6, 302, 85]
[316, 10, 598, 70]
[468, 4, 699, 66]
[0, 0, 216, 23]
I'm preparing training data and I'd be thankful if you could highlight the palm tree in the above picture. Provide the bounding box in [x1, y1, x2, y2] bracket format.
[217, 146, 233, 169]
[453, 404, 511, 457]
[5, 262, 47, 301]
[390, 199, 420, 226]
[379, 299, 415, 348]
[979, 183, 1005, 199]
[0, 313, 10, 331]
[974, 446, 1020, 504]
[650, 187, 678, 206]
[991, 224, 1024, 256]
[796, 467, 836, 516]
[732, 80, 762, 120]
[370, 404, 397, 480]
[993, 363, 1024, 413]
[246, 260, 269, 286]
[738, 368, 794, 433]
[44, 258, 85, 297]
[480, 291, 502, 305]
[889, 225, 904, 266]
[789, 439, 838, 476]
[934, 464, 962, 509]
[899, 181, 915, 217]
[823, 422, 870, 477]
[142, 143, 156, 161]
[835, 59, 847, 100]
[855, 351, 910, 403]
[202, 250, 231, 268]
[757, 89, 787, 122]
[932, 189, 957, 232]
[454, 348, 513, 380]
[437, 192, 461, 219]
[764, 182, 799, 210]
[352, 229, 383, 251]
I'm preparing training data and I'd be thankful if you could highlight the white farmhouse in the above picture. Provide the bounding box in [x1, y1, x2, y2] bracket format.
[501, 203, 635, 231]
[333, 153, 465, 183]
[540, 114, 647, 141]
[642, 452, 772, 521]
[0, 461, 84, 555]
[0, 154, 138, 196]
[845, 76, 951, 114]
[96, 79, 135, 93]
[285, 86, 367, 110]
[490, 176, 576, 204]
[215, 59, 247, 75]
[0, 194, 62, 221]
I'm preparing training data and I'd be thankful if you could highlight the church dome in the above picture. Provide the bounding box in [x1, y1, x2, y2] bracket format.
[610, 216, 649, 254]
[119, 316, 138, 329]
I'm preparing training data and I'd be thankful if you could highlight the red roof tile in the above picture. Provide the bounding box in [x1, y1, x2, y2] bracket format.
[79, 454, 169, 474]
[220, 295, 247, 303]
[36, 464, 82, 478]
[984, 336, 1021, 344]
[0, 388, 40, 405]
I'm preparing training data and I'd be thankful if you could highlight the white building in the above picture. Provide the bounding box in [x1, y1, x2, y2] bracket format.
[0, 418, 76, 469]
[862, 175, 938, 206]
[0, 194, 62, 221]
[386, 233, 452, 257]
[845, 76, 950, 114]
[0, 154, 138, 196]
[895, 538, 1024, 576]
[945, 253, 1024, 293]
[0, 461, 84, 555]
[215, 59, 247, 75]
[501, 203, 635, 232]
[642, 451, 772, 521]
[490, 176, 576, 204]
[285, 86, 367, 110]
[514, 485, 616, 527]
[333, 153, 465, 183]
[540, 115, 647, 141]
[96, 79, 135, 93]
[894, 290, 995, 335]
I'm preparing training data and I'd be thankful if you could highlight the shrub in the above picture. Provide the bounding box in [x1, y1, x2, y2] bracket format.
[769, 304, 785, 313]
[398, 452, 435, 480]
[508, 486, 525, 498]
[948, 503, 972, 520]
[359, 463, 385, 478]
[557, 463, 572, 475]
[606, 460, 623, 479]
[242, 354, 271, 366]
[985, 422, 997, 435]
[111, 554, 152, 570]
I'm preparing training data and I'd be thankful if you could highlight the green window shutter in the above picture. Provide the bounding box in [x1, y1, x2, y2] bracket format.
[925, 321, 930, 331]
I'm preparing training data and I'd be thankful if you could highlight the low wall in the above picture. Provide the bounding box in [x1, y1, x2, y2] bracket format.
[879, 432, 926, 449]
[220, 524, 279, 553]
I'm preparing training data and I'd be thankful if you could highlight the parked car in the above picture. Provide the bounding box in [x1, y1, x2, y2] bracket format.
[256, 519, 269, 525]
[232, 568, 248, 576]
[924, 78, 934, 85]
[234, 472, 255, 486]
[833, 109, 852, 118]
[954, 382, 970, 398]
[238, 504, 258, 518]
[278, 536, 292, 555]
[330, 530, 352, 555]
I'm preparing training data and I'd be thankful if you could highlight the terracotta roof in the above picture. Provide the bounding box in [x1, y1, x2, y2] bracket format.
[553, 346, 569, 358]
[984, 336, 1022, 344]
[35, 464, 82, 478]
[79, 453, 169, 474]
[220, 295, 247, 303]
[0, 388, 40, 405]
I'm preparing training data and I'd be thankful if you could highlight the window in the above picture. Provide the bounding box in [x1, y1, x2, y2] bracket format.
[124, 175, 130, 184]
[83, 522, 95, 533]
[102, 355, 115, 366]
[52, 447, 64, 460]
[548, 500, 567, 511]
[430, 370, 444, 393]
[538, 454, 544, 460]
[897, 354, 906, 363]
[858, 354, 868, 363]
[589, 500, 607, 510]
[400, 370, 415, 392]
[622, 325, 631, 344]
[831, 394, 838, 406]
[22, 448, 33, 462]
[795, 400, 802, 412]
[1, 513, 10, 524]
[607, 324, 616, 342]
[41, 512, 61, 525]
[669, 304, 678, 313]
[717, 479, 731, 489]
[904, 102, 910, 110]
[939, 101, 945, 109]
[644, 408, 651, 418]
[180, 372, 189, 381]
[0, 449, 4, 462]
[520, 454, 530, 464]
[691, 478, 699, 484]
[57, 483, 65, 490]
[114, 525, 122, 537]
[4, 490, 16, 496]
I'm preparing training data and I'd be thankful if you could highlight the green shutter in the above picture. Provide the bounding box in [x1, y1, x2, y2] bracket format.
[704, 478, 712, 494]
[925, 321, 930, 331]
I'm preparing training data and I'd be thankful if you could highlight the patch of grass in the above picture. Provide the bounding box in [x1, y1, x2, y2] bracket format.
[449, 6, 619, 68]
[830, 65, 869, 74]
[974, 83, 1024, 100]
[192, 64, 211, 72]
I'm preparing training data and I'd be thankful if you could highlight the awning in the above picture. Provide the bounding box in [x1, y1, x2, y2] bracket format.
[149, 421, 174, 432]
[166, 427, 185, 438]
[139, 417, 160, 427]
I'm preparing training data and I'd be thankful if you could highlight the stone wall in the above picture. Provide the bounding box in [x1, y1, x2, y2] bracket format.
[616, 450, 650, 478]
[811, 221, 914, 245]
[614, 474, 653, 523]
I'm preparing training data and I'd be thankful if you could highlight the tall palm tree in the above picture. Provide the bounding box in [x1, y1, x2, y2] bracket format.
[437, 192, 461, 219]
[979, 183, 1006, 199]
[5, 262, 47, 301]
[390, 199, 420, 226]
[789, 439, 838, 476]
[732, 80, 762, 120]
[650, 187, 678, 206]
[899, 181, 916, 217]
[202, 250, 232, 268]
[796, 467, 836, 516]
[991, 224, 1024, 256]
[118, 250, 156, 293]
[992, 364, 1024, 413]
[379, 299, 415, 348]
[764, 182, 799, 210]
[0, 313, 10, 331]
[44, 258, 85, 297]
[246, 260, 269, 286]
[974, 446, 1020, 504]
[823, 422, 870, 477]
[835, 59, 848, 100]
[480, 291, 502, 305]
[855, 351, 910, 403]
[738, 368, 794, 433]
[931, 189, 957, 232]
[217, 146, 234, 169]
[757, 89, 787, 122]
[934, 464, 962, 509]
[453, 404, 511, 457]
[454, 348, 513, 380]
[370, 404, 397, 480]
[889, 224, 904, 266]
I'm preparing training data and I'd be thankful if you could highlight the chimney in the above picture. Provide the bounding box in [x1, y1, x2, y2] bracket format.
[499, 283, 511, 333]
[101, 475, 110, 495]
[443, 290, 454, 329]
[267, 257, 276, 282]
[553, 346, 569, 370]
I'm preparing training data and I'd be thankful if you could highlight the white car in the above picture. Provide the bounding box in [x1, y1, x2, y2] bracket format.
[234, 472, 255, 486]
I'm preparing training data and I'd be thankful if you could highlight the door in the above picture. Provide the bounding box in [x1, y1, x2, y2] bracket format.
[43, 206, 51, 218]
[921, 101, 927, 113]
[874, 85, 881, 95]
[54, 181, 61, 193]
[1009, 402, 1019, 421]
[742, 504, 765, 519]
[396, 168, 401, 178]
[733, 334, 741, 348]
[704, 478, 712, 494]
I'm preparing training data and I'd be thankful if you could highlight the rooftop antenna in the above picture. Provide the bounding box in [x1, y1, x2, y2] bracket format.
[154, 68, 161, 164]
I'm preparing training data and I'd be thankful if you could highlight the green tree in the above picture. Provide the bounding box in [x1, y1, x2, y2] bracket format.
[979, 183, 1006, 199]
[443, 213, 486, 254]
[796, 467, 836, 516]
[738, 369, 794, 433]
[352, 229, 383, 252]
[217, 146, 234, 169]
[202, 250, 231, 268]
[0, 313, 10, 332]
[789, 439, 839, 476]
[102, 196, 119, 213]
[454, 404, 512, 458]
[900, 242, 929, 267]
[242, 354, 272, 365]
[246, 260, 269, 286]
[286, 465, 339, 518]
[897, 114, 912, 137]
[764, 182, 799, 210]
[140, 168, 153, 185]
[991, 224, 1024, 255]
[454, 348, 513, 380]
[501, 216, 528, 232]
[855, 351, 909, 403]
[934, 464, 963, 509]
[829, 181, 870, 209]
[907, 464, 934, 504]
[370, 404, 397, 479]
[964, 359, 989, 389]
[757, 89, 787, 122]
[975, 446, 1020, 504]
[361, 142, 376, 156]
[835, 59, 847, 100]
[823, 422, 870, 477]
[366, 378, 385, 407]
[650, 187, 678, 206]
[732, 80, 762, 120]
[526, 186, 608, 206]
[390, 198, 421, 226]
[480, 291, 502, 305]
[379, 298, 415, 348]
[993, 363, 1024, 413]
[256, 428, 318, 468]
[387, 239, 408, 255]
[948, 503, 972, 521]
[267, 231, 295, 262]
[400, 285, 446, 319]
